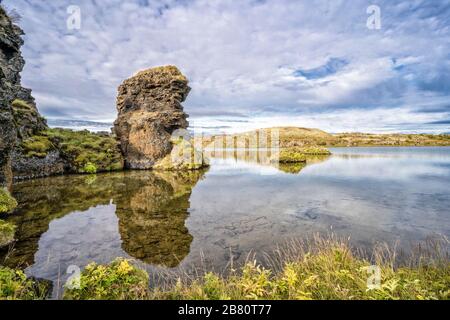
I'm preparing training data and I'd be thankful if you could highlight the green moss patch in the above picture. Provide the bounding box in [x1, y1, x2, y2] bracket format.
[45, 128, 123, 173]
[0, 267, 49, 300]
[0, 220, 16, 247]
[0, 188, 18, 214]
[271, 148, 307, 163]
[20, 128, 124, 173]
[21, 135, 55, 158]
[63, 258, 149, 300]
[11, 99, 33, 112]
[295, 146, 331, 155]
[83, 162, 97, 174]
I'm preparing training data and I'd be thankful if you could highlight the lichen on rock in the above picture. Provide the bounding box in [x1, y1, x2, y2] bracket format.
[114, 65, 195, 169]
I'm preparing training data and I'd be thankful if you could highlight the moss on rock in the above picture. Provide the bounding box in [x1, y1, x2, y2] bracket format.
[0, 188, 17, 214]
[45, 129, 123, 173]
[19, 128, 124, 174]
[21, 135, 55, 158]
[0, 220, 16, 247]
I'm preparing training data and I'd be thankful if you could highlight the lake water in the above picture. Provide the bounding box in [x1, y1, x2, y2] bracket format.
[1, 147, 449, 297]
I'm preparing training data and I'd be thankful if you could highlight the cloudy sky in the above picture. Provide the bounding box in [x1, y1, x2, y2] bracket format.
[3, 0, 450, 133]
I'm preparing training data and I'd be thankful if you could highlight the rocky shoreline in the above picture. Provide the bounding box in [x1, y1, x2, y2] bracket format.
[0, 8, 207, 187]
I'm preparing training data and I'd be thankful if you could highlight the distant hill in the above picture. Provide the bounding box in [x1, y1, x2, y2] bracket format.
[199, 127, 450, 148]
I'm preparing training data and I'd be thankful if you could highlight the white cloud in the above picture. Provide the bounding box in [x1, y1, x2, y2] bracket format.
[4, 0, 450, 132]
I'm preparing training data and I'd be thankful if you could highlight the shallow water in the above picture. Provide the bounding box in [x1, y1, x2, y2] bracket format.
[1, 147, 449, 297]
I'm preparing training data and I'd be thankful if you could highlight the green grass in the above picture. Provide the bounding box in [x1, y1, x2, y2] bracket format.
[0, 220, 16, 247]
[21, 135, 55, 158]
[0, 267, 49, 300]
[0, 188, 17, 214]
[272, 147, 307, 163]
[294, 146, 331, 155]
[62, 237, 449, 300]
[20, 128, 124, 173]
[45, 128, 123, 173]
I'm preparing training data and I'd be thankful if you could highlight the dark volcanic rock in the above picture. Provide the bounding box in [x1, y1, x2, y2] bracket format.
[114, 66, 191, 169]
[0, 7, 48, 186]
[0, 7, 20, 187]
[11, 150, 66, 180]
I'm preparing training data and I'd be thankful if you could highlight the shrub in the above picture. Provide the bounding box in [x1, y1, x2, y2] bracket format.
[0, 267, 48, 300]
[83, 162, 97, 174]
[63, 258, 149, 300]
[0, 188, 18, 214]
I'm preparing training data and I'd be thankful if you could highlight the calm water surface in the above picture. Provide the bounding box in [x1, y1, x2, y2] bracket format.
[1, 147, 449, 296]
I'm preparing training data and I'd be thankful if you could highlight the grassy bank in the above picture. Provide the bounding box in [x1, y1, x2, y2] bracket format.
[20, 128, 124, 173]
[60, 237, 449, 300]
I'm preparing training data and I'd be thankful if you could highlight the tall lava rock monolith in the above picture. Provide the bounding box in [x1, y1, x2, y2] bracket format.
[114, 66, 191, 169]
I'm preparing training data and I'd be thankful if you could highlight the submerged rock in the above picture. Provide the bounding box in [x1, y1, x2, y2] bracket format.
[114, 66, 193, 169]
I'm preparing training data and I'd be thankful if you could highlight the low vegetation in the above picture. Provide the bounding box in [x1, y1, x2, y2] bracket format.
[20, 128, 124, 173]
[20, 135, 55, 158]
[335, 132, 450, 147]
[0, 188, 17, 214]
[62, 238, 449, 300]
[0, 267, 49, 300]
[63, 258, 149, 300]
[273, 148, 307, 163]
[295, 146, 332, 155]
[0, 220, 16, 247]
[271, 146, 331, 164]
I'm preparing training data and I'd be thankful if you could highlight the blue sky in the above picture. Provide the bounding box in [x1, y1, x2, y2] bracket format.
[3, 0, 450, 133]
